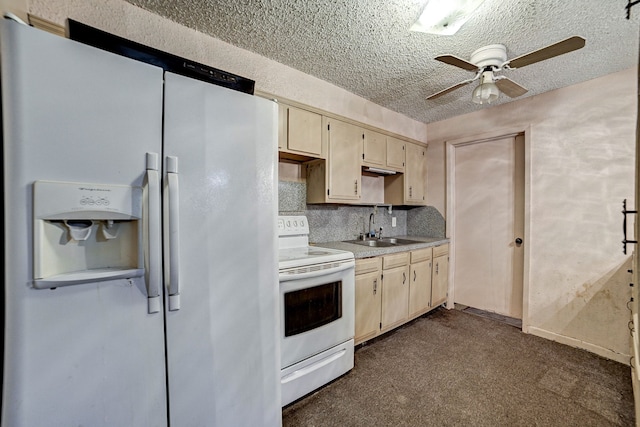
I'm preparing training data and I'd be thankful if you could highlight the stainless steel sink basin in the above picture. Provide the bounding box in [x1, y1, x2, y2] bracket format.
[344, 238, 422, 247]
[380, 238, 422, 245]
[344, 239, 395, 247]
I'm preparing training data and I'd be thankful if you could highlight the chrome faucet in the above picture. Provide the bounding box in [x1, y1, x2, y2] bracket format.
[368, 212, 375, 238]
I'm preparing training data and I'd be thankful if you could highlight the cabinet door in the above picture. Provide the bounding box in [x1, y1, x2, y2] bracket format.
[327, 119, 362, 201]
[355, 270, 382, 344]
[381, 266, 409, 331]
[431, 254, 449, 307]
[386, 137, 405, 172]
[405, 142, 426, 204]
[286, 106, 322, 156]
[363, 129, 386, 167]
[409, 259, 432, 319]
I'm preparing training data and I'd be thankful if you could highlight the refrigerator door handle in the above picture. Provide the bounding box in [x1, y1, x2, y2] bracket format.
[167, 156, 181, 311]
[145, 153, 162, 314]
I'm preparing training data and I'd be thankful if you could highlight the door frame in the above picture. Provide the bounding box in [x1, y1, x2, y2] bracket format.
[444, 126, 531, 332]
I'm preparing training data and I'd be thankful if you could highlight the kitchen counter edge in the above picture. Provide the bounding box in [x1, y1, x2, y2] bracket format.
[313, 236, 450, 259]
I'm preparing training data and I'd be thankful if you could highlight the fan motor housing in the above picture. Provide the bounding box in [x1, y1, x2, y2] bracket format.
[470, 44, 507, 69]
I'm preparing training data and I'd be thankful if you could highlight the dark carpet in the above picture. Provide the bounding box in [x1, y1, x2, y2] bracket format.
[282, 308, 635, 426]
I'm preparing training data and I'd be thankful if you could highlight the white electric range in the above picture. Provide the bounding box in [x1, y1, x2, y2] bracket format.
[277, 215, 355, 406]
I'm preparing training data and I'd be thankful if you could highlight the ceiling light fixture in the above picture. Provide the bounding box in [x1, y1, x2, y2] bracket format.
[410, 0, 485, 35]
[471, 71, 499, 104]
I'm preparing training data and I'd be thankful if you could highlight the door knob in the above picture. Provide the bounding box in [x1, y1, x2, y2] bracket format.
[515, 238, 523, 245]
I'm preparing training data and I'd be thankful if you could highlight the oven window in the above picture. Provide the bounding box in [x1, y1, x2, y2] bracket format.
[284, 281, 342, 337]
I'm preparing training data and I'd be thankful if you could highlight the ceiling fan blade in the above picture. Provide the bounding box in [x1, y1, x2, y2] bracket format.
[426, 79, 474, 100]
[495, 77, 528, 98]
[506, 36, 586, 69]
[435, 54, 478, 71]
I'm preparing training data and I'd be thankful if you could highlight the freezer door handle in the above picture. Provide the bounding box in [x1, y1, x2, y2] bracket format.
[145, 152, 162, 314]
[167, 156, 181, 311]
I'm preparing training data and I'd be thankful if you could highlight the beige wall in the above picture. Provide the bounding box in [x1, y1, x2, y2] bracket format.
[25, 0, 427, 143]
[0, 0, 27, 21]
[427, 67, 637, 362]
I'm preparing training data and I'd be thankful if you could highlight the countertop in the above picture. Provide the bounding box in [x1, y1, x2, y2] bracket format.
[313, 236, 449, 259]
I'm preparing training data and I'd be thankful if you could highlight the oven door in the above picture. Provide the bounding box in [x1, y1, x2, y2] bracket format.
[279, 259, 355, 369]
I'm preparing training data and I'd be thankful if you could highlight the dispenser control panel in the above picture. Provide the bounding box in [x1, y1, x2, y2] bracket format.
[34, 180, 141, 220]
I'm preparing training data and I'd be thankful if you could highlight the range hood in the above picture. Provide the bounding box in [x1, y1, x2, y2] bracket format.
[362, 166, 397, 175]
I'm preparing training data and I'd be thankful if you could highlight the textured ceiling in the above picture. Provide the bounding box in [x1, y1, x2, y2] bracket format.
[125, 0, 639, 124]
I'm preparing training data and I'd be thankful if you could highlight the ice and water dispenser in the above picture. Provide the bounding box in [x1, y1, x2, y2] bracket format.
[33, 180, 144, 289]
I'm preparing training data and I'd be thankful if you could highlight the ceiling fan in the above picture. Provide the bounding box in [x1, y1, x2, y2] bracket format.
[427, 36, 586, 104]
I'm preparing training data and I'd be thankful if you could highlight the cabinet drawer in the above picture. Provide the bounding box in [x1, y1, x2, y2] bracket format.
[410, 247, 432, 264]
[356, 257, 382, 275]
[383, 252, 409, 270]
[433, 243, 449, 258]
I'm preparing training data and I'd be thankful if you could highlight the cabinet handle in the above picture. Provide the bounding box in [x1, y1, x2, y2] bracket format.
[409, 186, 412, 198]
[403, 272, 406, 284]
[413, 270, 416, 281]
[355, 180, 358, 195]
[435, 262, 439, 274]
[373, 278, 377, 295]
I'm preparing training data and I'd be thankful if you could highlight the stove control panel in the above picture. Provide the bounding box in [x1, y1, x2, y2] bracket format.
[278, 215, 309, 236]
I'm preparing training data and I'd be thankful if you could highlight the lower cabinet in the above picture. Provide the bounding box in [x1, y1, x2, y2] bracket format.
[408, 248, 433, 319]
[354, 243, 449, 345]
[354, 257, 382, 344]
[431, 244, 449, 307]
[381, 253, 410, 333]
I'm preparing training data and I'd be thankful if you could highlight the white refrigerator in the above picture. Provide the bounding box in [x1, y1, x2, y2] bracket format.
[1, 18, 281, 426]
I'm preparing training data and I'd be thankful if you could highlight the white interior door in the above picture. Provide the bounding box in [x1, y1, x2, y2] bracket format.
[452, 134, 524, 318]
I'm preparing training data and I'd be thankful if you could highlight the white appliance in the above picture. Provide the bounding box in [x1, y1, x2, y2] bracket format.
[1, 18, 281, 426]
[278, 216, 355, 406]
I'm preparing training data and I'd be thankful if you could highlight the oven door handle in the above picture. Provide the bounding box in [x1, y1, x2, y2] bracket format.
[279, 260, 355, 282]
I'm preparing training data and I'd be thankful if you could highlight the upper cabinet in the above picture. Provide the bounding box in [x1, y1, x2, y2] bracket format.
[276, 99, 426, 206]
[278, 104, 324, 160]
[405, 142, 427, 203]
[363, 132, 405, 173]
[386, 137, 406, 172]
[306, 118, 362, 203]
[362, 129, 386, 167]
[384, 142, 427, 206]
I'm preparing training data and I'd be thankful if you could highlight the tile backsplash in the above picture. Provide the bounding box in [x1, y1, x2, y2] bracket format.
[279, 180, 445, 243]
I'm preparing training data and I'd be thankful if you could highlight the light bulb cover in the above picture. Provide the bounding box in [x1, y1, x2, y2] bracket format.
[471, 82, 499, 104]
[471, 71, 499, 104]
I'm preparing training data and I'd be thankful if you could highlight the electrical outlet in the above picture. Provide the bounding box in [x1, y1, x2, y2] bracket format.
[392, 217, 396, 227]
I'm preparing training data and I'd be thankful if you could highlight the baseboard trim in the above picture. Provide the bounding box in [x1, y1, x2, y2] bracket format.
[528, 326, 630, 365]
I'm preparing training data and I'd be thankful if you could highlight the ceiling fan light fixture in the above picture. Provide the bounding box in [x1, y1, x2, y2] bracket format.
[410, 0, 485, 35]
[471, 71, 499, 104]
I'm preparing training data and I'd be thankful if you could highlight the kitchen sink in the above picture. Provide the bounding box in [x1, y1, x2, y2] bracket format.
[344, 239, 394, 247]
[344, 238, 423, 247]
[381, 238, 422, 245]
